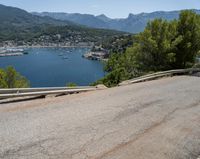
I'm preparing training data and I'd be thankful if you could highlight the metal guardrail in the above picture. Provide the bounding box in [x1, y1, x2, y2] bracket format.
[0, 86, 99, 100]
[0, 86, 95, 94]
[119, 68, 200, 86]
[0, 68, 199, 100]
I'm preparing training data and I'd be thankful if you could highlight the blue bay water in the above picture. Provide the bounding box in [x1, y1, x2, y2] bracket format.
[0, 48, 106, 87]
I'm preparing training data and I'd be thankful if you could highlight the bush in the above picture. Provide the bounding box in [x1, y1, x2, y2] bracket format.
[0, 66, 30, 88]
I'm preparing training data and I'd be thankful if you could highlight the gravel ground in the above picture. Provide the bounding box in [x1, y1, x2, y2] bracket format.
[0, 76, 200, 159]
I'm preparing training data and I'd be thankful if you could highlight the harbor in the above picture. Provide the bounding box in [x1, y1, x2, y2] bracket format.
[0, 47, 105, 87]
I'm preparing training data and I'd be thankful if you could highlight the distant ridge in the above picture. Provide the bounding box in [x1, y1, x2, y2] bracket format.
[33, 9, 200, 33]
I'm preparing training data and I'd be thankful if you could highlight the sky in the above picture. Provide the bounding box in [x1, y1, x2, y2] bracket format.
[0, 0, 200, 18]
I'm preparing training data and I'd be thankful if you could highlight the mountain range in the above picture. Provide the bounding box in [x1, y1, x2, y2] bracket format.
[0, 4, 123, 44]
[0, 3, 200, 46]
[33, 10, 200, 33]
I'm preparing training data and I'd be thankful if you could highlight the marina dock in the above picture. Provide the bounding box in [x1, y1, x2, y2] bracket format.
[0, 52, 24, 57]
[0, 48, 27, 57]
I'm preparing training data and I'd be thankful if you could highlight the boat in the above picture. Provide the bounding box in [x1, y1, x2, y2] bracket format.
[58, 53, 64, 56]
[63, 56, 68, 59]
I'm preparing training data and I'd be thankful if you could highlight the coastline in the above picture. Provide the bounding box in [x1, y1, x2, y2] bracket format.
[0, 45, 93, 49]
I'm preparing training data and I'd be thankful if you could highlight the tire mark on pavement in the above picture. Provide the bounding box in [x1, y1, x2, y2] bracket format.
[114, 99, 163, 121]
[92, 101, 200, 159]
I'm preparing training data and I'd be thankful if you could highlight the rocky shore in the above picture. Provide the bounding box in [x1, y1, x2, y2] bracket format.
[83, 51, 109, 61]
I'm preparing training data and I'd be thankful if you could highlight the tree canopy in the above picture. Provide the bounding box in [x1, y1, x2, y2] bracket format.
[95, 10, 200, 87]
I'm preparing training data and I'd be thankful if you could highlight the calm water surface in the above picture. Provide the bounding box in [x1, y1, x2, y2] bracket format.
[0, 48, 105, 87]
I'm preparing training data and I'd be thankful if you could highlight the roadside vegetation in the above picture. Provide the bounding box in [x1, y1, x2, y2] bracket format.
[66, 82, 77, 87]
[0, 66, 30, 88]
[93, 10, 200, 87]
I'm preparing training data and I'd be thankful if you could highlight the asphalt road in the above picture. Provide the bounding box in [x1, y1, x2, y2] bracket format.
[0, 76, 200, 159]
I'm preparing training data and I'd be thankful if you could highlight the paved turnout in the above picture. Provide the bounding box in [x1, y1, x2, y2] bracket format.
[0, 76, 200, 159]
